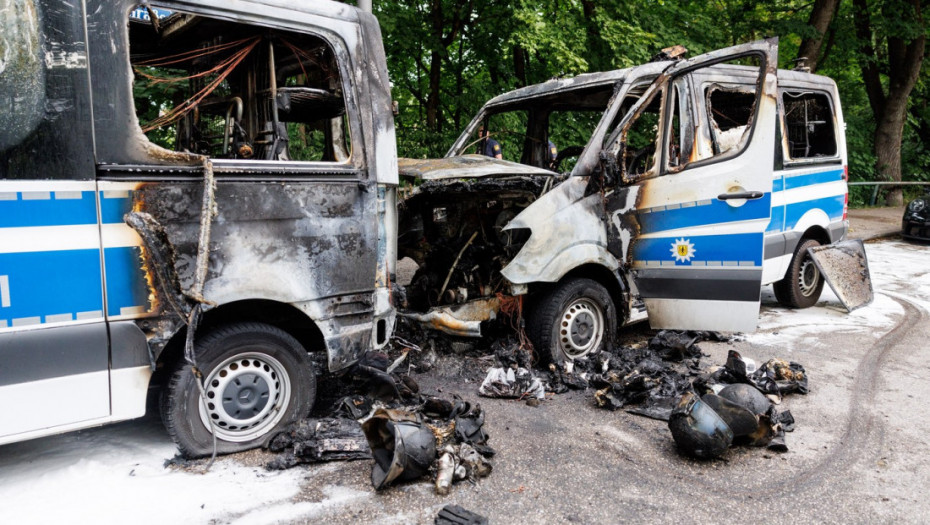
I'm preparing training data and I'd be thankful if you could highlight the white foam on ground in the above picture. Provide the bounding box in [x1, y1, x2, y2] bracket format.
[230, 485, 370, 525]
[0, 417, 305, 525]
[749, 240, 929, 353]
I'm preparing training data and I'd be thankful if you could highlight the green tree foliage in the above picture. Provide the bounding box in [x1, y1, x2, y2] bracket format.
[361, 0, 928, 202]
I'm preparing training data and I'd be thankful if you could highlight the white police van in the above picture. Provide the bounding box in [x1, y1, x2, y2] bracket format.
[397, 39, 849, 363]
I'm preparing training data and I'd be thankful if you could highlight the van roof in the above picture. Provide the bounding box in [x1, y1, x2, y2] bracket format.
[482, 60, 837, 110]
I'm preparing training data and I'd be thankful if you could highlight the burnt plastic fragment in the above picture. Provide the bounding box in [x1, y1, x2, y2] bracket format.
[701, 393, 759, 437]
[351, 351, 405, 401]
[435, 504, 489, 525]
[422, 396, 455, 418]
[758, 359, 809, 395]
[668, 392, 733, 459]
[594, 387, 626, 411]
[362, 410, 437, 490]
[717, 383, 772, 415]
[335, 395, 374, 419]
[777, 409, 796, 432]
[648, 330, 701, 361]
[265, 418, 371, 470]
[452, 399, 492, 452]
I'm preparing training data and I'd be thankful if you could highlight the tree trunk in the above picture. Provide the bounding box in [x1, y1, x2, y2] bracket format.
[797, 0, 840, 72]
[426, 49, 442, 131]
[581, 0, 606, 70]
[874, 111, 906, 206]
[513, 46, 527, 88]
[853, 0, 925, 206]
[425, 0, 443, 131]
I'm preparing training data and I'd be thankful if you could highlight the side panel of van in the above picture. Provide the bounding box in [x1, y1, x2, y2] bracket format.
[0, 0, 112, 444]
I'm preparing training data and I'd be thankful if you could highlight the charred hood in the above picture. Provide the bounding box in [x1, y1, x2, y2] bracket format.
[399, 155, 556, 181]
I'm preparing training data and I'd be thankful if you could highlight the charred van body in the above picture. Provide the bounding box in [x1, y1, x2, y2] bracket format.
[397, 40, 853, 365]
[0, 0, 397, 457]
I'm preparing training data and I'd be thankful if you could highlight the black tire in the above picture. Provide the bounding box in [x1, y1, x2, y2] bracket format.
[528, 277, 618, 365]
[161, 322, 316, 458]
[773, 238, 825, 309]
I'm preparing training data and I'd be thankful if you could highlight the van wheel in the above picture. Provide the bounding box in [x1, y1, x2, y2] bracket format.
[773, 238, 824, 309]
[528, 278, 617, 364]
[161, 323, 315, 459]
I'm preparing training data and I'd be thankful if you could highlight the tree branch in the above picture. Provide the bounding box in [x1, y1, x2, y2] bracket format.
[853, 0, 887, 119]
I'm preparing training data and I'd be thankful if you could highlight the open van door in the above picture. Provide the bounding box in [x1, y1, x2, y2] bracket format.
[609, 39, 778, 332]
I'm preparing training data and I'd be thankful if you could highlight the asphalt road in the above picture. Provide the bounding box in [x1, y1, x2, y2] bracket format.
[2, 238, 928, 524]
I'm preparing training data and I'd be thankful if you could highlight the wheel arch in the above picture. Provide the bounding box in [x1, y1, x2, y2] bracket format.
[800, 225, 831, 245]
[530, 263, 629, 325]
[150, 300, 325, 395]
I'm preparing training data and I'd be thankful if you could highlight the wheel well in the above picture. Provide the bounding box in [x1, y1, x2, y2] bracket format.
[150, 300, 325, 394]
[801, 226, 831, 246]
[542, 264, 628, 322]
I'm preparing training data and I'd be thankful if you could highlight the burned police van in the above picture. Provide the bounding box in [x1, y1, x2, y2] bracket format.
[0, 0, 397, 457]
[398, 40, 851, 364]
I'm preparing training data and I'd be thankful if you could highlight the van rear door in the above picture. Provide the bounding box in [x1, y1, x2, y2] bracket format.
[610, 40, 778, 332]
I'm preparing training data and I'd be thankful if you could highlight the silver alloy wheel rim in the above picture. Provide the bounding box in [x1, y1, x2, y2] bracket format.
[198, 352, 290, 442]
[798, 256, 820, 297]
[558, 297, 605, 359]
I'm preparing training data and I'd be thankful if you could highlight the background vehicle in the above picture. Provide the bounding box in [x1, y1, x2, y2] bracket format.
[398, 40, 849, 363]
[902, 190, 930, 240]
[0, 0, 397, 457]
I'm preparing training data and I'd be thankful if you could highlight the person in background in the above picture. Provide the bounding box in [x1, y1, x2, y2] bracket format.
[479, 127, 502, 159]
[548, 140, 558, 170]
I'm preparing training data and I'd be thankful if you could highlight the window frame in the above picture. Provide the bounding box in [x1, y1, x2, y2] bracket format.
[612, 52, 770, 184]
[778, 88, 841, 167]
[126, 2, 364, 176]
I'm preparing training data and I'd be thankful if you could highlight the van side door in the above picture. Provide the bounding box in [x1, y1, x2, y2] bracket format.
[607, 40, 778, 332]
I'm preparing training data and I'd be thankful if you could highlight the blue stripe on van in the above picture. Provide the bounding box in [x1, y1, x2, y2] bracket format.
[785, 194, 845, 229]
[638, 194, 771, 235]
[104, 246, 152, 316]
[0, 247, 152, 326]
[783, 168, 844, 190]
[99, 192, 134, 225]
[632, 232, 764, 266]
[767, 205, 785, 232]
[0, 249, 104, 325]
[0, 192, 98, 228]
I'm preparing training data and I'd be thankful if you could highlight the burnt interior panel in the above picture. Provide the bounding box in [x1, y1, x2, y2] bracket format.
[128, 9, 350, 163]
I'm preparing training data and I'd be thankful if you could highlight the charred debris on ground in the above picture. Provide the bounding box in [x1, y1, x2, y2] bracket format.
[252, 314, 810, 493]
[264, 347, 494, 495]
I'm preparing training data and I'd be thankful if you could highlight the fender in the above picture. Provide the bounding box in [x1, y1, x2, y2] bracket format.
[791, 208, 831, 238]
[501, 177, 619, 284]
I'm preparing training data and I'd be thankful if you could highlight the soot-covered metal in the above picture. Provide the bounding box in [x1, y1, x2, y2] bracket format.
[397, 40, 797, 357]
[80, 0, 400, 375]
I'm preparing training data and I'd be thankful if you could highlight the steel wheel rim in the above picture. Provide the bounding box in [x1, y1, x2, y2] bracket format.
[798, 256, 820, 297]
[198, 352, 291, 442]
[558, 297, 605, 359]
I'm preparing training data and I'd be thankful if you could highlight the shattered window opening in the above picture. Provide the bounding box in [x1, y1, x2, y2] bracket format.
[665, 80, 694, 171]
[129, 5, 352, 163]
[476, 110, 528, 163]
[546, 110, 602, 172]
[705, 87, 755, 156]
[618, 87, 664, 180]
[463, 83, 615, 171]
[782, 91, 837, 160]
